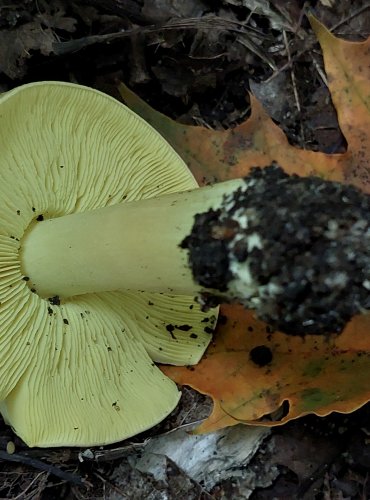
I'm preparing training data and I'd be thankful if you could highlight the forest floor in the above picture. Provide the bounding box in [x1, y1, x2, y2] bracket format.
[0, 1, 370, 498]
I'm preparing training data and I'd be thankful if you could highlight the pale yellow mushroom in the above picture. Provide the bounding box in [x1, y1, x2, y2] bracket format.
[2, 82, 367, 448]
[0, 82, 223, 447]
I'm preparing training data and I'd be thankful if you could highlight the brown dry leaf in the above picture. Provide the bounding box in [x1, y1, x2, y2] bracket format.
[119, 17, 370, 430]
[163, 307, 370, 433]
[0, 8, 76, 79]
[222, 0, 300, 33]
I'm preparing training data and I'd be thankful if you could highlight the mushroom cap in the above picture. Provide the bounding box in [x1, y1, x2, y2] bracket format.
[0, 82, 217, 447]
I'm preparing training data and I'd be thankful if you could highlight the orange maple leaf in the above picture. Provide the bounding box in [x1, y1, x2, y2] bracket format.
[119, 17, 370, 431]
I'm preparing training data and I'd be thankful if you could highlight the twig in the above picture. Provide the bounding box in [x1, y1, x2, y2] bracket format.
[52, 15, 273, 69]
[78, 417, 207, 463]
[329, 3, 370, 32]
[282, 30, 305, 145]
[294, 1, 309, 35]
[94, 471, 129, 498]
[236, 37, 276, 70]
[0, 450, 87, 487]
[312, 55, 329, 87]
[81, 442, 145, 462]
[11, 471, 47, 500]
[264, 45, 309, 84]
[265, 3, 370, 85]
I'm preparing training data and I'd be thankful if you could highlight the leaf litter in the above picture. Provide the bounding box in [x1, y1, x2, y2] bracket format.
[0, 1, 370, 498]
[120, 15, 370, 430]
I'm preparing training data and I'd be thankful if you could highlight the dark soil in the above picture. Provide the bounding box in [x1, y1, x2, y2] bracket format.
[184, 165, 370, 335]
[0, 1, 369, 499]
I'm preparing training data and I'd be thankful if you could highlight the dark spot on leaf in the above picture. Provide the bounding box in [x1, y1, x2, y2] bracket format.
[190, 333, 198, 339]
[36, 214, 44, 221]
[22, 276, 30, 281]
[250, 345, 273, 367]
[63, 318, 69, 325]
[204, 326, 214, 334]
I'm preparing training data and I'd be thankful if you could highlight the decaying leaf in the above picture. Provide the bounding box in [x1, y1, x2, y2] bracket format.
[311, 15, 370, 189]
[119, 22, 369, 192]
[119, 17, 370, 430]
[222, 0, 301, 33]
[163, 307, 370, 433]
[0, 6, 76, 79]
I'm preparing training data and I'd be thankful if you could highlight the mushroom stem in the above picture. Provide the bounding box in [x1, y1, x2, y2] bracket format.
[21, 164, 370, 335]
[21, 178, 245, 299]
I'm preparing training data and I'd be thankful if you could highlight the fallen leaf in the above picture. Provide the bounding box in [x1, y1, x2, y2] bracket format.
[163, 307, 370, 432]
[222, 0, 301, 33]
[119, 17, 370, 430]
[119, 18, 369, 192]
[120, 82, 349, 184]
[0, 8, 76, 79]
[310, 16, 370, 190]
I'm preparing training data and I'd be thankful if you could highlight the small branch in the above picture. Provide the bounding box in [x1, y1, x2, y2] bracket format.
[11, 471, 47, 500]
[329, 3, 370, 33]
[94, 471, 128, 498]
[0, 450, 87, 487]
[282, 30, 305, 145]
[266, 3, 370, 85]
[53, 16, 267, 56]
[312, 55, 329, 87]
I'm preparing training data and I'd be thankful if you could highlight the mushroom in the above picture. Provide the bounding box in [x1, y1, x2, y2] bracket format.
[0, 81, 220, 447]
[1, 82, 369, 447]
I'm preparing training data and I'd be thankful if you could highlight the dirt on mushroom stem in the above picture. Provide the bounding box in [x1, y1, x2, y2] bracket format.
[182, 165, 370, 335]
[21, 164, 370, 335]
